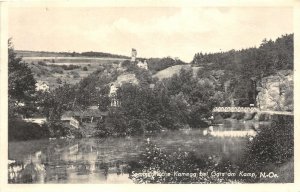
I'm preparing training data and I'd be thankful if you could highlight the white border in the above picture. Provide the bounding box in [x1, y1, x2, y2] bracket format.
[0, 0, 299, 191]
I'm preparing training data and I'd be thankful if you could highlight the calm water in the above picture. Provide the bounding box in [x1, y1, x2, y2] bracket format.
[8, 119, 266, 184]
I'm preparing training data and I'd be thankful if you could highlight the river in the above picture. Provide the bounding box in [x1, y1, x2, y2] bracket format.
[8, 119, 267, 184]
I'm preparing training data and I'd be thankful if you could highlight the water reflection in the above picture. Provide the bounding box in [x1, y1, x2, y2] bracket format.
[203, 119, 260, 138]
[8, 120, 264, 183]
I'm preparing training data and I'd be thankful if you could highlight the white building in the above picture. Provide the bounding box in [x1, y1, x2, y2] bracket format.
[137, 60, 148, 70]
[23, 118, 47, 125]
[109, 84, 118, 97]
[109, 84, 120, 107]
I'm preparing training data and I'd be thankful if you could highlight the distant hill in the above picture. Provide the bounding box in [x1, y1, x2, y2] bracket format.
[16, 50, 130, 59]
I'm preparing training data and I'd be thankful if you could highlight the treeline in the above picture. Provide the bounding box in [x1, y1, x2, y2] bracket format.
[192, 34, 293, 78]
[78, 51, 130, 59]
[147, 57, 186, 73]
[16, 50, 130, 59]
[37, 61, 81, 70]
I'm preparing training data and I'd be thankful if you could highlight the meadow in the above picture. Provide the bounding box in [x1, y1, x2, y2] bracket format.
[23, 56, 126, 89]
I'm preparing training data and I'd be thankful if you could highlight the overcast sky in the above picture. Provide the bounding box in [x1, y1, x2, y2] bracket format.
[9, 7, 293, 62]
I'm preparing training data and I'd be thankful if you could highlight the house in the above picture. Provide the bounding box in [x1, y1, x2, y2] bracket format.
[61, 108, 108, 129]
[70, 117, 80, 129]
[23, 117, 47, 125]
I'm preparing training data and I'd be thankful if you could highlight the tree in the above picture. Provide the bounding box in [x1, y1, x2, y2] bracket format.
[8, 39, 36, 118]
[40, 83, 75, 121]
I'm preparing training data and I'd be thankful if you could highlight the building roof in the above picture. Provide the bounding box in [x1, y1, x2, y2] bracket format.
[62, 109, 108, 118]
[82, 109, 108, 117]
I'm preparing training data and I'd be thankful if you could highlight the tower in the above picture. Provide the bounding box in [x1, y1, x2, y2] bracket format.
[131, 48, 137, 62]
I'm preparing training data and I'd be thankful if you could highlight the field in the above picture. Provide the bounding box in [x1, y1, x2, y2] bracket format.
[24, 56, 126, 89]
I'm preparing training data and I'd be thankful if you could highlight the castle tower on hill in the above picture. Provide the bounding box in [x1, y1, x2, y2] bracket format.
[131, 48, 137, 62]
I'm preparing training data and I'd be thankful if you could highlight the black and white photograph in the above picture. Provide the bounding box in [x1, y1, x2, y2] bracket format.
[1, 0, 297, 188]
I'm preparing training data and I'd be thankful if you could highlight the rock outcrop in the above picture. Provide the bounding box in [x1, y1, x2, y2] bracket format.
[256, 70, 293, 111]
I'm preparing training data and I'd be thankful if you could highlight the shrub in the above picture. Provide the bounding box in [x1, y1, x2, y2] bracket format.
[158, 113, 180, 130]
[70, 71, 80, 78]
[46, 121, 70, 138]
[82, 66, 88, 71]
[128, 119, 145, 135]
[243, 115, 293, 175]
[218, 112, 232, 119]
[37, 61, 47, 66]
[121, 60, 131, 68]
[128, 142, 238, 184]
[61, 64, 80, 70]
[102, 110, 128, 136]
[231, 112, 245, 120]
[56, 78, 62, 84]
[144, 120, 162, 133]
[51, 67, 64, 74]
[95, 121, 113, 137]
[8, 119, 49, 141]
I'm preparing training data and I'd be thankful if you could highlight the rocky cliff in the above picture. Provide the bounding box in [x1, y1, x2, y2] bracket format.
[256, 70, 293, 111]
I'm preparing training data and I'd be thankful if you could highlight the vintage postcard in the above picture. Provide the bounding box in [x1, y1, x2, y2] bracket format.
[0, 0, 299, 191]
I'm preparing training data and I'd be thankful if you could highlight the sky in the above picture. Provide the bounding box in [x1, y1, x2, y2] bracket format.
[9, 7, 293, 62]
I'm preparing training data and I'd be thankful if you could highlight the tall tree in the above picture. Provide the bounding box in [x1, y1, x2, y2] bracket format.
[8, 39, 36, 118]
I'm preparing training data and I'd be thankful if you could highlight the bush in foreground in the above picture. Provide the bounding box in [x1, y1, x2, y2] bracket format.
[242, 115, 294, 182]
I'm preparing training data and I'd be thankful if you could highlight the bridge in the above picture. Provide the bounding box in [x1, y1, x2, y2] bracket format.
[212, 107, 293, 116]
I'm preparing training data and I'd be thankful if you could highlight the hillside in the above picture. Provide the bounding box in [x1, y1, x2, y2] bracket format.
[18, 49, 130, 89]
[26, 57, 125, 89]
[153, 64, 202, 80]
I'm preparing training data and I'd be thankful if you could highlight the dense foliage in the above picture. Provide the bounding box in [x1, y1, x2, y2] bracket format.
[8, 39, 37, 119]
[8, 119, 49, 141]
[97, 65, 231, 136]
[147, 57, 185, 73]
[193, 34, 293, 105]
[128, 142, 238, 183]
[243, 115, 293, 177]
[192, 34, 293, 75]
